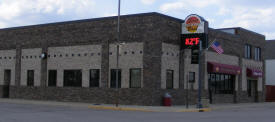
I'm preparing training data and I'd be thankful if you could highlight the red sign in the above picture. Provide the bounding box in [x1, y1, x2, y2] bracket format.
[185, 37, 200, 46]
[185, 16, 201, 33]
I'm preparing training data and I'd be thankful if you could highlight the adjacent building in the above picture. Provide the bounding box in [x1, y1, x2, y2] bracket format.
[0, 12, 265, 105]
[265, 40, 275, 102]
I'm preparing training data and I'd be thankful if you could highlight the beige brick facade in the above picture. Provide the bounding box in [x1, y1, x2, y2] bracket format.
[109, 42, 143, 88]
[47, 45, 102, 87]
[0, 50, 16, 86]
[21, 48, 42, 86]
[161, 43, 180, 89]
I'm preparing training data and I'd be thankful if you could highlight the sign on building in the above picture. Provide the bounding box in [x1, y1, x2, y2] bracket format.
[181, 14, 208, 50]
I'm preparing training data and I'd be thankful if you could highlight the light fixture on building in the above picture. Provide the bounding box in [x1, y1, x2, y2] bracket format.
[41, 52, 47, 59]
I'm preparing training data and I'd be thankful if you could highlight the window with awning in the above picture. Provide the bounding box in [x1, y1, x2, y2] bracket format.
[247, 68, 262, 78]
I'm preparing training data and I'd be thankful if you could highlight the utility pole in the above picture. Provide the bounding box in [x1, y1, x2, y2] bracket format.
[197, 40, 203, 109]
[115, 0, 121, 107]
[186, 74, 189, 109]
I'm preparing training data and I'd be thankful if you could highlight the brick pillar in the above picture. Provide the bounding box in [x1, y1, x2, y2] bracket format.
[15, 45, 22, 86]
[101, 39, 109, 88]
[40, 42, 48, 87]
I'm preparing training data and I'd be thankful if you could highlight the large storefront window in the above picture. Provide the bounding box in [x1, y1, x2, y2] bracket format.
[63, 70, 82, 87]
[208, 73, 234, 94]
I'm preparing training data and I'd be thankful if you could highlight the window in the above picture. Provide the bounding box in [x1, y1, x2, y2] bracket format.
[48, 70, 57, 87]
[110, 69, 121, 88]
[189, 72, 195, 83]
[191, 49, 199, 64]
[208, 73, 234, 94]
[254, 47, 261, 61]
[245, 44, 251, 59]
[166, 70, 174, 89]
[4, 69, 11, 85]
[90, 69, 100, 87]
[63, 70, 82, 87]
[27, 70, 34, 86]
[130, 69, 141, 88]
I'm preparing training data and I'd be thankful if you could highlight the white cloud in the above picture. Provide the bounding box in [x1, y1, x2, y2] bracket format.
[220, 7, 275, 29]
[160, 0, 224, 12]
[141, 0, 156, 5]
[160, 0, 275, 39]
[0, 0, 95, 27]
[160, 1, 185, 12]
[0, 1, 22, 20]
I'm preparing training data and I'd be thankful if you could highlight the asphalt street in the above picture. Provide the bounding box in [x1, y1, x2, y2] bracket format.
[0, 102, 275, 122]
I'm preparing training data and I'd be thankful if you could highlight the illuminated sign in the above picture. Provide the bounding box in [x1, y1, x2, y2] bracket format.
[181, 14, 208, 50]
[182, 14, 205, 34]
[185, 37, 200, 46]
[181, 33, 207, 49]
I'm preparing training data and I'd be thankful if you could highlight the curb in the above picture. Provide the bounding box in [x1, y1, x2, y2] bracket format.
[88, 105, 211, 112]
[176, 108, 212, 112]
[88, 106, 156, 112]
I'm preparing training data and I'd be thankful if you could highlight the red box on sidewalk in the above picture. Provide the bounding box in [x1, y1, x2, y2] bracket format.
[163, 97, 172, 106]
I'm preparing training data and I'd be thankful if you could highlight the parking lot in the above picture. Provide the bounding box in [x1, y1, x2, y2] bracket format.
[0, 99, 275, 122]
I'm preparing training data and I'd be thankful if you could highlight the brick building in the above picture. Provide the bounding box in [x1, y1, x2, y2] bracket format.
[0, 12, 265, 105]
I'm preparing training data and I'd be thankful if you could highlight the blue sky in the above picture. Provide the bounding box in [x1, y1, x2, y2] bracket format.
[0, 0, 274, 39]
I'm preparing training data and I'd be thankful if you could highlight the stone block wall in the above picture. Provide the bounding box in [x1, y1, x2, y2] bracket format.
[161, 43, 180, 89]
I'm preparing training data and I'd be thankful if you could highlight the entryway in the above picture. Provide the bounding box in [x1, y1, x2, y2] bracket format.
[247, 80, 258, 102]
[3, 69, 11, 98]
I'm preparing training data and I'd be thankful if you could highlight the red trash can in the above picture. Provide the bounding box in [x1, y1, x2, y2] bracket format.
[163, 93, 172, 106]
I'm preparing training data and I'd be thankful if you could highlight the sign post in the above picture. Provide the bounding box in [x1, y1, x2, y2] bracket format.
[181, 14, 208, 109]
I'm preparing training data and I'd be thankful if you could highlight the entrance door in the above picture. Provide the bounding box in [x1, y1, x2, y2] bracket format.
[248, 80, 258, 102]
[3, 69, 11, 98]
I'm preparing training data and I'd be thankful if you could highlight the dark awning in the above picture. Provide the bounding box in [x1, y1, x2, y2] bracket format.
[207, 62, 241, 75]
[247, 68, 262, 78]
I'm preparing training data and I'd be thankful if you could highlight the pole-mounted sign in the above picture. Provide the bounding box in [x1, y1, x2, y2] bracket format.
[181, 14, 208, 50]
[181, 14, 209, 109]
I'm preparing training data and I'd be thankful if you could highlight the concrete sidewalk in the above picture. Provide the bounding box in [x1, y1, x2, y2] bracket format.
[0, 98, 273, 112]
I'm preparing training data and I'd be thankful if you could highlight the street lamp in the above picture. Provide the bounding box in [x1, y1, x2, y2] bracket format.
[115, 0, 121, 107]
